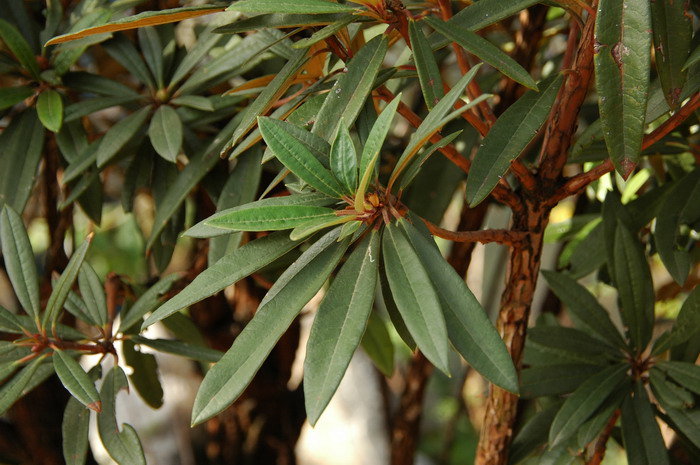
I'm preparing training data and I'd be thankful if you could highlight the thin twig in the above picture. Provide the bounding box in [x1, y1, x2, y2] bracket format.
[422, 218, 529, 246]
[586, 409, 621, 465]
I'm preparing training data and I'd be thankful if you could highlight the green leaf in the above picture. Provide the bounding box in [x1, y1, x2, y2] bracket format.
[119, 274, 182, 332]
[382, 222, 449, 375]
[191, 228, 350, 425]
[0, 18, 40, 79]
[137, 27, 164, 89]
[0, 355, 48, 415]
[312, 35, 388, 140]
[227, 0, 356, 15]
[528, 326, 621, 362]
[330, 122, 358, 195]
[148, 105, 183, 163]
[36, 89, 64, 133]
[97, 367, 146, 465]
[521, 364, 602, 398]
[354, 95, 401, 213]
[131, 336, 223, 363]
[654, 285, 700, 354]
[361, 311, 394, 377]
[548, 363, 628, 447]
[0, 86, 33, 110]
[620, 382, 670, 465]
[0, 109, 45, 213]
[0, 305, 24, 333]
[53, 349, 101, 412]
[122, 340, 163, 409]
[657, 361, 700, 395]
[425, 16, 537, 90]
[409, 20, 444, 110]
[206, 204, 337, 232]
[259, 117, 345, 197]
[0, 205, 40, 323]
[62, 392, 91, 465]
[399, 218, 517, 392]
[649, 368, 694, 410]
[651, 0, 692, 109]
[143, 231, 300, 328]
[613, 221, 654, 352]
[78, 262, 108, 327]
[594, 0, 652, 176]
[664, 407, 700, 449]
[43, 234, 93, 329]
[96, 106, 151, 168]
[102, 35, 156, 89]
[541, 270, 626, 348]
[293, 15, 356, 49]
[466, 74, 563, 206]
[305, 231, 380, 425]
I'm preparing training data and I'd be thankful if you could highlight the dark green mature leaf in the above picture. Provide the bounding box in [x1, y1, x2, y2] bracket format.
[528, 326, 621, 362]
[53, 349, 101, 412]
[305, 231, 380, 425]
[191, 229, 349, 425]
[654, 285, 700, 354]
[409, 20, 444, 110]
[102, 35, 156, 89]
[143, 231, 300, 328]
[149, 105, 183, 163]
[215, 13, 346, 34]
[312, 35, 388, 140]
[0, 18, 40, 78]
[664, 406, 700, 449]
[0, 205, 40, 322]
[259, 117, 345, 197]
[509, 402, 562, 465]
[595, 0, 652, 176]
[521, 364, 602, 398]
[0, 355, 48, 415]
[541, 270, 626, 348]
[466, 74, 563, 206]
[227, 0, 356, 14]
[614, 221, 654, 352]
[425, 16, 537, 90]
[62, 71, 141, 98]
[123, 340, 163, 409]
[77, 262, 108, 327]
[549, 363, 628, 447]
[0, 109, 45, 213]
[649, 368, 694, 410]
[330, 122, 358, 195]
[131, 336, 223, 363]
[400, 218, 518, 392]
[119, 275, 182, 331]
[621, 382, 670, 465]
[576, 387, 628, 451]
[36, 89, 63, 133]
[137, 27, 164, 89]
[96, 106, 151, 168]
[62, 392, 91, 465]
[658, 361, 700, 395]
[651, 0, 692, 109]
[0, 305, 24, 333]
[43, 235, 93, 328]
[398, 131, 462, 191]
[379, 262, 415, 350]
[0, 86, 33, 110]
[361, 311, 394, 377]
[97, 367, 146, 465]
[207, 204, 337, 232]
[355, 95, 401, 212]
[382, 222, 449, 375]
[293, 15, 355, 49]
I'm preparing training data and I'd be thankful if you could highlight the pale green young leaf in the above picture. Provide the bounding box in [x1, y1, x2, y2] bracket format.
[96, 106, 151, 168]
[305, 231, 380, 424]
[102, 35, 156, 89]
[338, 220, 362, 241]
[620, 382, 670, 465]
[289, 214, 354, 241]
[0, 305, 25, 333]
[137, 27, 164, 89]
[330, 122, 358, 195]
[191, 229, 349, 425]
[53, 349, 101, 412]
[227, 0, 356, 15]
[653, 285, 700, 354]
[409, 20, 444, 110]
[149, 105, 183, 163]
[122, 340, 163, 409]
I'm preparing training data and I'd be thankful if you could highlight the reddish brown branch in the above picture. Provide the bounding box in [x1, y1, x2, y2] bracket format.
[586, 409, 621, 465]
[423, 218, 528, 246]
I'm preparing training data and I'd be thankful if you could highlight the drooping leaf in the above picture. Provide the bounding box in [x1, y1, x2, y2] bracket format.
[0, 86, 33, 110]
[528, 325, 621, 363]
[0, 205, 41, 323]
[52, 349, 101, 412]
[649, 368, 694, 410]
[360, 311, 394, 377]
[466, 74, 563, 206]
[664, 406, 700, 449]
[289, 215, 354, 241]
[651, 0, 692, 109]
[206, 204, 337, 233]
[620, 382, 670, 465]
[149, 105, 183, 163]
[305, 231, 380, 425]
[258, 115, 331, 164]
[96, 106, 151, 168]
[77, 262, 108, 327]
[137, 27, 164, 89]
[215, 13, 347, 34]
[227, 0, 356, 15]
[382, 222, 449, 375]
[191, 229, 350, 425]
[62, 392, 91, 465]
[330, 122, 358, 195]
[657, 361, 700, 395]
[594, 0, 652, 176]
[36, 89, 63, 133]
[0, 305, 24, 333]
[548, 363, 628, 447]
[122, 340, 163, 409]
[409, 20, 444, 110]
[0, 18, 40, 78]
[509, 402, 562, 465]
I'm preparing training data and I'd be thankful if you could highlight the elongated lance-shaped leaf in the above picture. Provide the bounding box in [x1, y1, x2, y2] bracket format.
[36, 90, 64, 133]
[521, 364, 602, 398]
[228, 0, 357, 14]
[651, 0, 692, 110]
[119, 273, 182, 331]
[53, 349, 101, 412]
[621, 382, 670, 465]
[541, 270, 626, 349]
[528, 326, 621, 362]
[549, 363, 628, 447]
[382, 222, 450, 374]
[0, 205, 41, 324]
[312, 36, 388, 141]
[361, 311, 394, 377]
[293, 15, 356, 49]
[388, 64, 481, 189]
[664, 406, 700, 450]
[168, 27, 223, 89]
[102, 35, 156, 89]
[0, 355, 48, 415]
[62, 390, 91, 465]
[466, 74, 563, 206]
[42, 234, 93, 329]
[225, 49, 309, 155]
[122, 340, 163, 409]
[425, 16, 537, 90]
[149, 105, 183, 163]
[613, 221, 654, 352]
[138, 27, 164, 89]
[96, 106, 151, 168]
[398, 130, 462, 191]
[259, 117, 345, 197]
[355, 95, 401, 213]
[97, 367, 146, 465]
[45, 5, 226, 45]
[305, 231, 380, 424]
[77, 262, 108, 327]
[653, 285, 700, 354]
[330, 122, 358, 195]
[594, 0, 652, 176]
[0, 86, 34, 111]
[289, 214, 354, 241]
[215, 13, 348, 34]
[399, 218, 518, 392]
[191, 229, 350, 425]
[657, 361, 700, 395]
[143, 231, 300, 328]
[409, 20, 444, 109]
[132, 336, 223, 363]
[206, 204, 337, 232]
[259, 116, 331, 166]
[0, 19, 40, 79]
